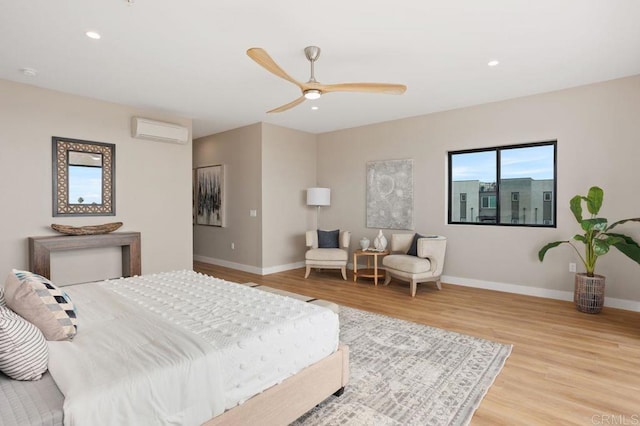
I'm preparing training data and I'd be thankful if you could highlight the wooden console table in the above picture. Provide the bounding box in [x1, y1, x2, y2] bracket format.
[28, 232, 141, 279]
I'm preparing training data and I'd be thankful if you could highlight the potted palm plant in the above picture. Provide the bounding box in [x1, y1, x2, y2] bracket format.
[538, 186, 640, 313]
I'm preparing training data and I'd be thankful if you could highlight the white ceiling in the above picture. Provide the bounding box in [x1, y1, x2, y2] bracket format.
[1, 1, 639, 139]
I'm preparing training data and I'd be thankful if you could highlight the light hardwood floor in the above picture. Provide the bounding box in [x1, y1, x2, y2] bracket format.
[194, 261, 640, 425]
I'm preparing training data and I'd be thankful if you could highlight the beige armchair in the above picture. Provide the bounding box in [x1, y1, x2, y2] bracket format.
[305, 230, 351, 280]
[382, 234, 447, 297]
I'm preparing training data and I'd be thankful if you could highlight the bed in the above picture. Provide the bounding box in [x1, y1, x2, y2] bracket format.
[1, 262, 349, 425]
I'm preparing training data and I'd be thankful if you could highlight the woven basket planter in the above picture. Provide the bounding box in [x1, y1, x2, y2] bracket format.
[574, 273, 605, 314]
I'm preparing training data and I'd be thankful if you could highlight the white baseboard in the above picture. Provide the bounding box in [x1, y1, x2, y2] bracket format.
[442, 275, 640, 312]
[193, 255, 304, 276]
[605, 297, 640, 312]
[262, 261, 305, 275]
[193, 255, 263, 275]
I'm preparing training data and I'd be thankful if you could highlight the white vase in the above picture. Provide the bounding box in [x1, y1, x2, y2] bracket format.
[360, 237, 370, 250]
[373, 230, 387, 251]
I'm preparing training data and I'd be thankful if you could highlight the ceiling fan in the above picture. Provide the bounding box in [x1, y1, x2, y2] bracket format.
[246, 46, 407, 113]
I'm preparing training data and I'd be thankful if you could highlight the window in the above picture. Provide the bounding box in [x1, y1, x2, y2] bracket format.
[542, 191, 553, 224]
[448, 141, 556, 227]
[481, 195, 496, 208]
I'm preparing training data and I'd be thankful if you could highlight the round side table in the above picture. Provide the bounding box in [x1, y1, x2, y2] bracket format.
[353, 249, 389, 286]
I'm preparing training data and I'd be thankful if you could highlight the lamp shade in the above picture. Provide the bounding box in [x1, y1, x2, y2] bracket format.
[307, 187, 330, 206]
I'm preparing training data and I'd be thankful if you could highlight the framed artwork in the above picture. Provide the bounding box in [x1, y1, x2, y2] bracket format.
[366, 159, 414, 230]
[196, 165, 225, 227]
[192, 168, 196, 225]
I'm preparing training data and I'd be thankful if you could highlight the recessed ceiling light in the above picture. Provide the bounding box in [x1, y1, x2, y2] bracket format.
[86, 31, 101, 40]
[488, 60, 499, 67]
[311, 106, 319, 110]
[20, 68, 37, 77]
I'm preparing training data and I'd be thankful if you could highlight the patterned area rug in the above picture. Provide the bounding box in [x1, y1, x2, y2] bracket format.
[294, 307, 512, 426]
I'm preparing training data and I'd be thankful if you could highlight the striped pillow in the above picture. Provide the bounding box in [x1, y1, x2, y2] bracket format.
[0, 286, 5, 307]
[0, 307, 49, 381]
[4, 270, 78, 341]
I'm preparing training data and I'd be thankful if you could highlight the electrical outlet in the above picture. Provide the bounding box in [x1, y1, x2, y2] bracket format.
[250, 209, 257, 217]
[569, 262, 576, 272]
[231, 243, 235, 250]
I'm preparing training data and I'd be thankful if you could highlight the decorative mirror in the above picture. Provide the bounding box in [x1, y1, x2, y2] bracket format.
[52, 136, 115, 216]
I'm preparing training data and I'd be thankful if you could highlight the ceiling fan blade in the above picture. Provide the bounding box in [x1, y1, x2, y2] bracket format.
[267, 96, 306, 113]
[247, 48, 303, 88]
[319, 82, 407, 95]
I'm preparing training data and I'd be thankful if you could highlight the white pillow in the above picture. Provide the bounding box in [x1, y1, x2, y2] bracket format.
[0, 306, 49, 381]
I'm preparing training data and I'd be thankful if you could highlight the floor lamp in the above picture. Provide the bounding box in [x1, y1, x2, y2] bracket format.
[307, 187, 330, 229]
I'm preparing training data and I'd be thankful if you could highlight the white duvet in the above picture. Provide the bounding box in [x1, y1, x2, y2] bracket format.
[47, 271, 339, 425]
[48, 283, 225, 426]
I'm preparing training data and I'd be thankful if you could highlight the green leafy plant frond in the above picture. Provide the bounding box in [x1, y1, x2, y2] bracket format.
[581, 218, 607, 232]
[607, 217, 640, 232]
[538, 240, 569, 262]
[586, 186, 603, 215]
[539, 186, 640, 276]
[570, 196, 583, 223]
[606, 232, 640, 266]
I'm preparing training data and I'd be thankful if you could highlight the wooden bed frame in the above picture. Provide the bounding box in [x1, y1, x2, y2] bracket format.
[206, 344, 349, 425]
[27, 232, 350, 425]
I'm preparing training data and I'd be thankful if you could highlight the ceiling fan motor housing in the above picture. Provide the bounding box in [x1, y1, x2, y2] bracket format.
[304, 46, 321, 62]
[303, 89, 322, 100]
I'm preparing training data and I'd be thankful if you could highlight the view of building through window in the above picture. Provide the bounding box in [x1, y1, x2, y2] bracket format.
[448, 141, 556, 226]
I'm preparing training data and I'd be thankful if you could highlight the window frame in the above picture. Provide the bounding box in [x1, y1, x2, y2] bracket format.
[447, 140, 557, 228]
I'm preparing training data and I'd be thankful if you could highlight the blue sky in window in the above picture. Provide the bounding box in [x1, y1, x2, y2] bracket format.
[452, 145, 554, 182]
[68, 166, 102, 204]
[452, 150, 496, 182]
[500, 145, 554, 179]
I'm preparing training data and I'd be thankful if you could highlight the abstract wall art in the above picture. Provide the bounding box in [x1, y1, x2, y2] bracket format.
[366, 159, 414, 230]
[196, 165, 225, 227]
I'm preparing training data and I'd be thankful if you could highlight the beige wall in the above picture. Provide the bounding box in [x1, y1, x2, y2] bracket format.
[261, 123, 317, 270]
[0, 79, 193, 284]
[193, 123, 263, 270]
[317, 75, 640, 306]
[193, 123, 317, 273]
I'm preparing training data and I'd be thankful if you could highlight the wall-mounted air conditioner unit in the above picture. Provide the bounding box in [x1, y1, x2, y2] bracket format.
[131, 117, 189, 145]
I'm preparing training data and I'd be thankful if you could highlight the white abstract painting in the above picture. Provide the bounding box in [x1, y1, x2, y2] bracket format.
[366, 159, 414, 230]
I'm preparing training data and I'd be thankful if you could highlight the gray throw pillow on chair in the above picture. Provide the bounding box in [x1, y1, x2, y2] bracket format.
[317, 229, 340, 248]
[407, 233, 426, 256]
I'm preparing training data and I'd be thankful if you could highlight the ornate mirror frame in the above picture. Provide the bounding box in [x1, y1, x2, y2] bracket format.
[52, 136, 116, 216]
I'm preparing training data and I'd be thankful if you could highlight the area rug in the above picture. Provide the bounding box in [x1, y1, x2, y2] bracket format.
[294, 307, 512, 426]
